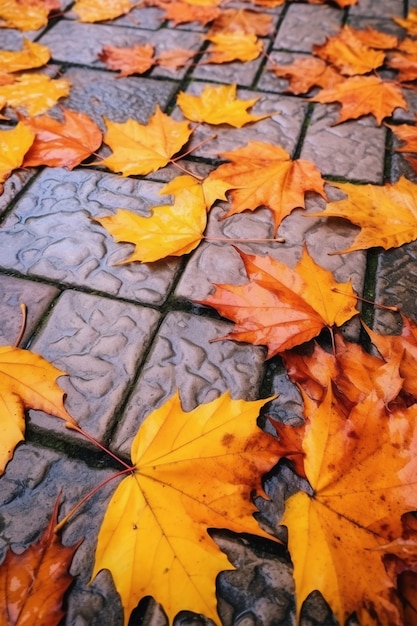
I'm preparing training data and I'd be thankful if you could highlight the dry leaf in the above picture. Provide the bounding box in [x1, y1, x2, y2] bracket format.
[0, 346, 74, 475]
[200, 248, 358, 357]
[160, 1, 221, 25]
[207, 141, 326, 233]
[156, 48, 195, 70]
[100, 106, 192, 176]
[177, 83, 271, 127]
[72, 0, 134, 22]
[92, 391, 281, 624]
[204, 31, 263, 63]
[387, 118, 417, 152]
[98, 44, 155, 77]
[0, 122, 34, 191]
[347, 26, 398, 50]
[208, 8, 273, 36]
[311, 75, 407, 125]
[0, 73, 71, 116]
[269, 57, 344, 95]
[309, 176, 417, 252]
[20, 109, 103, 169]
[387, 51, 417, 83]
[0, 39, 50, 73]
[160, 173, 230, 210]
[394, 9, 417, 36]
[0, 497, 80, 626]
[0, 0, 49, 31]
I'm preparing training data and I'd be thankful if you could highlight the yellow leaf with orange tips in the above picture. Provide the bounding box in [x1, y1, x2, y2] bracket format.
[177, 84, 271, 127]
[0, 0, 49, 31]
[0, 346, 74, 475]
[100, 106, 192, 176]
[156, 48, 195, 71]
[160, 174, 230, 211]
[0, 39, 50, 74]
[313, 26, 385, 76]
[0, 73, 71, 116]
[92, 391, 281, 625]
[205, 31, 263, 63]
[72, 0, 134, 22]
[0, 122, 34, 191]
[208, 8, 273, 36]
[95, 187, 207, 262]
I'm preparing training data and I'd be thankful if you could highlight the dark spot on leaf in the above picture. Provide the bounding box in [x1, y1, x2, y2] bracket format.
[222, 433, 235, 447]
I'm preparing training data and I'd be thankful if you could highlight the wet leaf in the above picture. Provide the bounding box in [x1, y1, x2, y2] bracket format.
[0, 0, 49, 31]
[269, 57, 344, 95]
[0, 73, 71, 116]
[0, 39, 50, 74]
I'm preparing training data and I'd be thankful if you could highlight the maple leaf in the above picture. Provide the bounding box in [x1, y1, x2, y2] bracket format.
[160, 1, 221, 25]
[200, 248, 358, 357]
[0, 346, 74, 475]
[207, 141, 326, 233]
[95, 186, 207, 262]
[0, 39, 50, 74]
[160, 173, 230, 210]
[72, 0, 134, 22]
[282, 386, 417, 626]
[0, 497, 80, 626]
[348, 26, 398, 50]
[204, 31, 263, 63]
[269, 57, 344, 95]
[387, 118, 417, 153]
[98, 44, 155, 77]
[176, 84, 271, 127]
[311, 75, 407, 125]
[92, 391, 281, 624]
[0, 73, 71, 117]
[0, 0, 49, 31]
[208, 8, 273, 36]
[156, 48, 196, 71]
[20, 109, 102, 170]
[312, 26, 386, 76]
[394, 9, 417, 36]
[100, 106, 192, 176]
[398, 38, 417, 55]
[251, 0, 285, 7]
[387, 51, 417, 83]
[309, 177, 417, 253]
[0, 122, 34, 192]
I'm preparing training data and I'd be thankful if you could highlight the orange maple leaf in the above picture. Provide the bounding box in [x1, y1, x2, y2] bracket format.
[269, 57, 344, 95]
[0, 0, 49, 30]
[0, 497, 80, 626]
[20, 109, 102, 169]
[0, 122, 34, 192]
[394, 9, 417, 36]
[204, 31, 263, 63]
[158, 0, 221, 25]
[387, 117, 417, 153]
[72, 0, 135, 22]
[207, 141, 326, 233]
[311, 75, 407, 125]
[208, 8, 274, 36]
[200, 248, 358, 357]
[387, 51, 417, 83]
[156, 48, 195, 71]
[347, 26, 398, 50]
[98, 44, 155, 77]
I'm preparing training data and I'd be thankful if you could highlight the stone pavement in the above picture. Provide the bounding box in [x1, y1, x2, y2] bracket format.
[1, 0, 416, 624]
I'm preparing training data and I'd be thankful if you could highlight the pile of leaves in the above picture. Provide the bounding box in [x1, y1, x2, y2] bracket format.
[3, 0, 417, 625]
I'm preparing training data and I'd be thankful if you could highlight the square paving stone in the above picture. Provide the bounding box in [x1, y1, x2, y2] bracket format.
[0, 168, 180, 304]
[190, 55, 266, 88]
[111, 310, 267, 456]
[256, 51, 312, 94]
[273, 5, 343, 52]
[52, 67, 177, 131]
[300, 104, 387, 183]
[0, 274, 59, 347]
[349, 0, 404, 17]
[29, 289, 160, 441]
[0, 168, 35, 216]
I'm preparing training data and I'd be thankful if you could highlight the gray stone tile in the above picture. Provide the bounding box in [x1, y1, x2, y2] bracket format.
[273, 5, 343, 52]
[300, 104, 387, 183]
[53, 66, 177, 130]
[349, 0, 404, 17]
[29, 289, 160, 439]
[0, 444, 123, 626]
[112, 310, 266, 455]
[173, 83, 308, 158]
[0, 169, 35, 216]
[0, 274, 59, 347]
[393, 87, 417, 123]
[190, 55, 265, 88]
[347, 16, 406, 37]
[257, 51, 312, 94]
[0, 168, 180, 304]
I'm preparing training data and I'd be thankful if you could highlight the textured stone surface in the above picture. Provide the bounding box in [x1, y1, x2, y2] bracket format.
[273, 5, 343, 52]
[349, 0, 404, 16]
[0, 168, 180, 304]
[0, 274, 59, 347]
[112, 310, 266, 455]
[256, 51, 312, 94]
[29, 289, 160, 440]
[0, 169, 35, 215]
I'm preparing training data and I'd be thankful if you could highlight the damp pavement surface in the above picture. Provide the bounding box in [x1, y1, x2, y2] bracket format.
[1, 1, 416, 625]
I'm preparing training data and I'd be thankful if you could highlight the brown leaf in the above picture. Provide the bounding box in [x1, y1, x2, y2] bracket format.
[208, 8, 273, 36]
[269, 57, 344, 95]
[387, 51, 417, 82]
[98, 44, 155, 77]
[156, 47, 195, 70]
[158, 0, 221, 25]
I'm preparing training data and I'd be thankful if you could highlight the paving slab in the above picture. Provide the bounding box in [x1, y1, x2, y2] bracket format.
[273, 5, 343, 52]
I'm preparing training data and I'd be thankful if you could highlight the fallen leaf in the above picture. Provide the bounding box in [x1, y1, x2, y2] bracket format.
[251, 0, 285, 6]
[156, 47, 196, 70]
[387, 51, 417, 82]
[268, 418, 307, 479]
[282, 386, 417, 626]
[177, 83, 271, 127]
[313, 26, 386, 76]
[0, 346, 74, 475]
[0, 73, 71, 116]
[160, 173, 230, 210]
[347, 26, 398, 50]
[98, 44, 155, 77]
[100, 106, 192, 176]
[160, 1, 221, 25]
[20, 109, 102, 169]
[72, 0, 134, 22]
[92, 391, 281, 624]
[269, 57, 344, 95]
[394, 9, 417, 36]
[207, 141, 326, 233]
[387, 118, 417, 152]
[200, 248, 358, 357]
[311, 75, 407, 125]
[208, 8, 273, 36]
[0, 0, 49, 31]
[309, 176, 417, 252]
[0, 39, 50, 74]
[0, 122, 34, 192]
[398, 38, 417, 55]
[204, 31, 263, 63]
[95, 186, 207, 262]
[0, 497, 80, 626]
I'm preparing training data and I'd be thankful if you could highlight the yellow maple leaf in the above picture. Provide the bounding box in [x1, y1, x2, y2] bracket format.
[160, 173, 230, 211]
[72, 0, 134, 22]
[0, 0, 49, 31]
[0, 39, 50, 74]
[0, 346, 74, 474]
[177, 84, 272, 127]
[0, 122, 34, 191]
[92, 391, 281, 624]
[394, 8, 417, 36]
[204, 31, 263, 63]
[0, 73, 71, 117]
[100, 106, 192, 176]
[95, 187, 207, 262]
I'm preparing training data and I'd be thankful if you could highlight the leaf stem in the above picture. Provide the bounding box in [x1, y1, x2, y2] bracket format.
[65, 423, 132, 470]
[331, 288, 400, 312]
[14, 303, 27, 347]
[204, 236, 286, 243]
